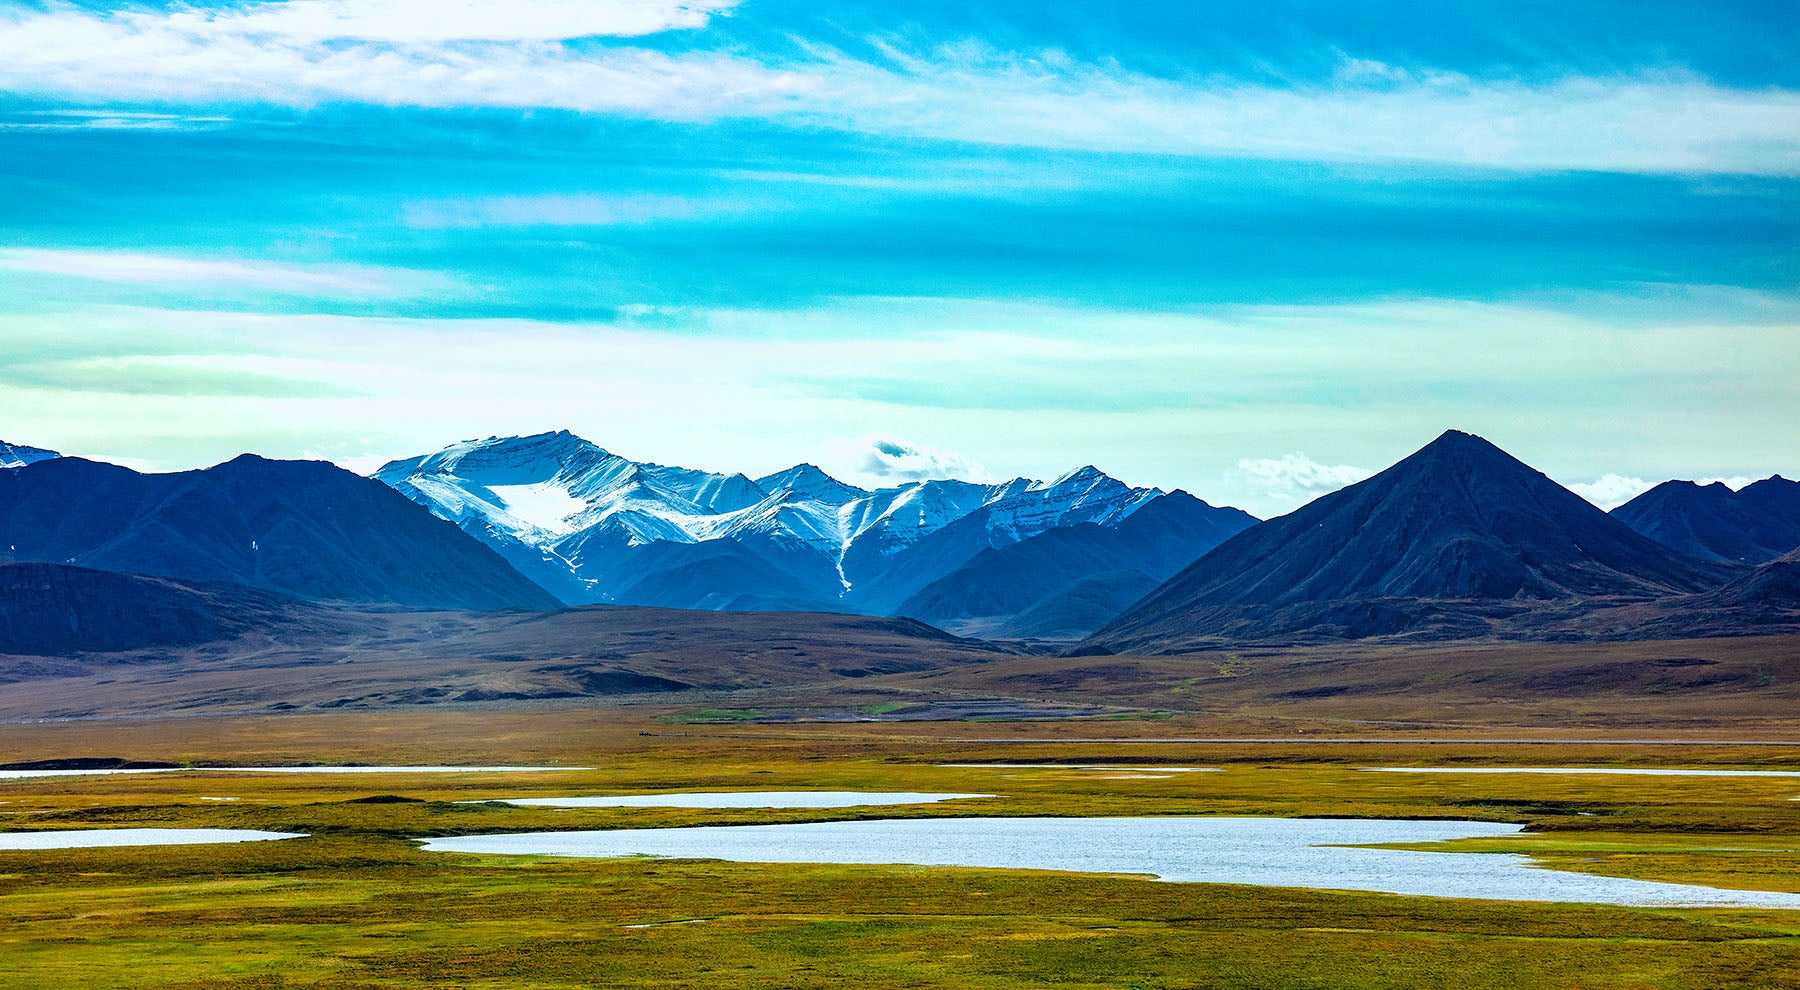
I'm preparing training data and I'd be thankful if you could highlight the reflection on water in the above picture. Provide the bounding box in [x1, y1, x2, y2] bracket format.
[0, 828, 305, 849]
[476, 791, 993, 809]
[1364, 767, 1800, 777]
[420, 816, 1800, 909]
[0, 765, 587, 780]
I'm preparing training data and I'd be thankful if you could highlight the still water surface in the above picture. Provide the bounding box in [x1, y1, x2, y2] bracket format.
[1364, 767, 1800, 777]
[419, 816, 1800, 909]
[0, 766, 586, 780]
[0, 829, 305, 849]
[479, 791, 992, 809]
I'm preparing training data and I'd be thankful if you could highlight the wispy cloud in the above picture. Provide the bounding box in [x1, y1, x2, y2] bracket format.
[848, 437, 989, 485]
[123, 0, 735, 43]
[0, 109, 231, 131]
[0, 6, 1795, 174]
[1565, 474, 1657, 510]
[1566, 472, 1759, 509]
[1235, 453, 1373, 506]
[0, 249, 449, 298]
[401, 193, 708, 229]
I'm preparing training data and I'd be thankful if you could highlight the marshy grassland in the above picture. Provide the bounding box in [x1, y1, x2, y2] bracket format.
[1, 708, 1797, 988]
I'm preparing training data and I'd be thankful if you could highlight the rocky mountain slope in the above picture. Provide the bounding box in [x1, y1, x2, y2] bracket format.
[1612, 475, 1800, 564]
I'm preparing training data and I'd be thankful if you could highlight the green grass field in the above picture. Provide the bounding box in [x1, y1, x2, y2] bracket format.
[0, 709, 1797, 988]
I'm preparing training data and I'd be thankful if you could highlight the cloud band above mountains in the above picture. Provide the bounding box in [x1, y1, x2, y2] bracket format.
[2, 3, 1797, 174]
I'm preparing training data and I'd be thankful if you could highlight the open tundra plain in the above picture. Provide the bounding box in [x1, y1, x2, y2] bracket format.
[2, 654, 1798, 990]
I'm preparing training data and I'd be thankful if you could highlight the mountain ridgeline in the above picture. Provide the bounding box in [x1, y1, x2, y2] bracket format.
[1084, 430, 1761, 653]
[2, 429, 1793, 661]
[373, 431, 1256, 636]
[0, 455, 560, 612]
[896, 491, 1258, 638]
[0, 441, 59, 470]
[1611, 476, 1800, 565]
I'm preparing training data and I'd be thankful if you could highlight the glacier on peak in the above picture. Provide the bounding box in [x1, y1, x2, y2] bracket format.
[372, 432, 1166, 610]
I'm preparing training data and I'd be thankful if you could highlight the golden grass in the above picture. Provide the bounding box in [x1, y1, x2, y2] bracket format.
[0, 707, 1797, 987]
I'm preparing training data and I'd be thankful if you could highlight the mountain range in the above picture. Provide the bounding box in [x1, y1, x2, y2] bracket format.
[1086, 430, 1754, 652]
[373, 431, 1253, 634]
[1, 429, 1794, 664]
[1611, 475, 1800, 565]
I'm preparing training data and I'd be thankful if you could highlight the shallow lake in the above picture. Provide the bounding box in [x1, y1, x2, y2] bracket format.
[0, 765, 586, 780]
[1364, 768, 1800, 777]
[0, 769, 183, 780]
[477, 791, 993, 809]
[0, 829, 305, 850]
[418, 816, 1800, 909]
[940, 765, 1218, 772]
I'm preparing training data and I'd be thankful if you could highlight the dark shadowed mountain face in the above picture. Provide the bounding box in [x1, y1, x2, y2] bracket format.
[0, 456, 560, 612]
[986, 570, 1164, 640]
[896, 492, 1258, 638]
[1087, 430, 1744, 652]
[1612, 476, 1800, 564]
[0, 563, 313, 655]
[572, 537, 850, 614]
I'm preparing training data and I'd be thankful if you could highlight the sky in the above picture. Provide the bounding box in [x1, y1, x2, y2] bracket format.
[0, 0, 1795, 517]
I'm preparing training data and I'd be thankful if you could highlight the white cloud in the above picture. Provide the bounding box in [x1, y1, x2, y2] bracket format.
[154, 0, 736, 43]
[0, 7, 1795, 174]
[843, 438, 989, 485]
[1566, 473, 1656, 510]
[1567, 473, 1759, 509]
[1235, 453, 1373, 505]
[0, 109, 231, 132]
[0, 248, 447, 298]
[400, 193, 707, 229]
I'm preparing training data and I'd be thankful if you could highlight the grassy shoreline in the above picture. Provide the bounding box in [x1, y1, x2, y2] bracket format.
[0, 708, 1796, 987]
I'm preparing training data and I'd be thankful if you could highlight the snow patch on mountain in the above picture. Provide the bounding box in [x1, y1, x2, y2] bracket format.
[0, 442, 60, 470]
[484, 482, 590, 535]
[375, 431, 1165, 606]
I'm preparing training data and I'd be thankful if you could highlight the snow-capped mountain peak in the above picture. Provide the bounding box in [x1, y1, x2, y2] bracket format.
[755, 463, 867, 504]
[0, 442, 61, 470]
[373, 432, 1168, 608]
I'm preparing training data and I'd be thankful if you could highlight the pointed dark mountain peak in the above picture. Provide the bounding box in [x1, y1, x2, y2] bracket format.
[1405, 429, 1530, 470]
[1428, 427, 1485, 446]
[1084, 430, 1738, 651]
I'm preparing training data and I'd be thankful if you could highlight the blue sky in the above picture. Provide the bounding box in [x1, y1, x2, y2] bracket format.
[0, 0, 1795, 516]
